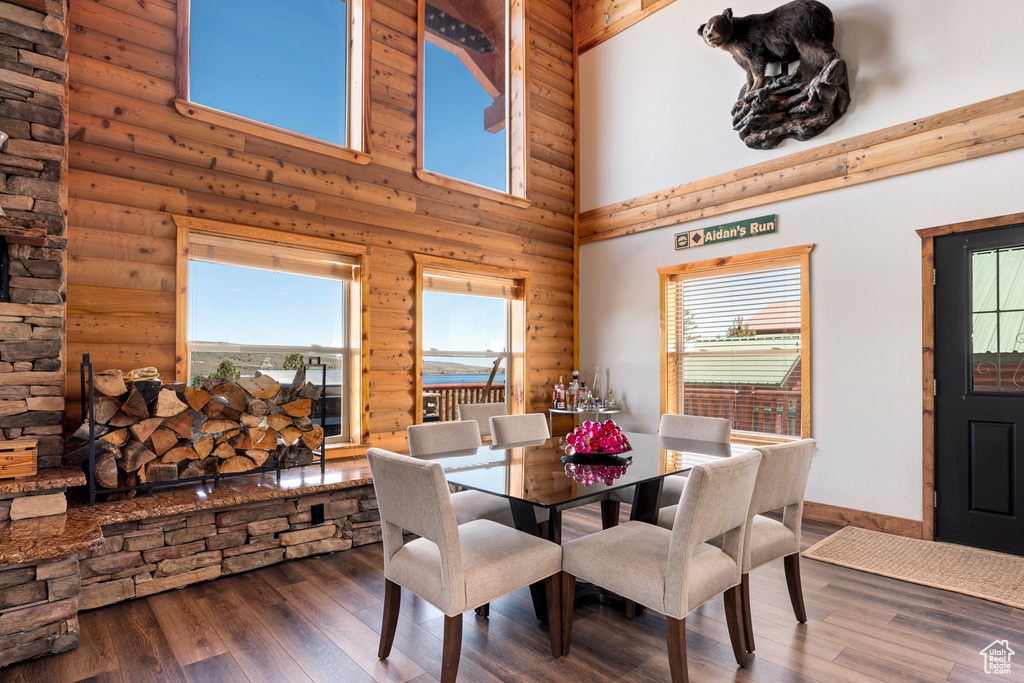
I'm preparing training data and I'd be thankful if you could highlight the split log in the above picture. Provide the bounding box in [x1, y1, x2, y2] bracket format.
[292, 416, 313, 432]
[93, 369, 127, 397]
[279, 426, 302, 447]
[301, 424, 325, 452]
[282, 399, 311, 417]
[233, 433, 253, 451]
[254, 428, 277, 450]
[120, 388, 149, 419]
[245, 395, 268, 417]
[266, 414, 292, 432]
[211, 383, 247, 412]
[93, 396, 122, 424]
[63, 440, 114, 467]
[162, 411, 194, 439]
[190, 433, 214, 458]
[249, 426, 267, 444]
[239, 412, 262, 427]
[118, 441, 156, 473]
[290, 367, 305, 392]
[214, 429, 240, 445]
[95, 452, 119, 489]
[144, 460, 178, 483]
[178, 460, 205, 479]
[211, 442, 235, 459]
[151, 389, 188, 418]
[201, 419, 239, 434]
[100, 428, 129, 446]
[130, 380, 163, 405]
[161, 445, 198, 464]
[298, 382, 324, 401]
[253, 373, 280, 399]
[107, 411, 138, 428]
[204, 398, 241, 422]
[71, 421, 109, 441]
[236, 377, 261, 396]
[264, 399, 278, 413]
[245, 449, 270, 467]
[200, 376, 233, 392]
[129, 417, 163, 444]
[183, 386, 213, 411]
[220, 455, 256, 473]
[295, 448, 315, 466]
[148, 427, 179, 457]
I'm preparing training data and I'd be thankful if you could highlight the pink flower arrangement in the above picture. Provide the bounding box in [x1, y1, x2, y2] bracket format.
[561, 420, 632, 486]
[563, 420, 631, 455]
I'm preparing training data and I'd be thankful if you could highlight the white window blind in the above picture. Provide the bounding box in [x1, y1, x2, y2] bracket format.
[189, 233, 358, 281]
[422, 266, 521, 299]
[665, 262, 804, 438]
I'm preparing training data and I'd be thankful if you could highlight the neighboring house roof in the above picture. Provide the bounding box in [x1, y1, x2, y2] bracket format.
[971, 246, 1024, 352]
[683, 335, 800, 387]
[746, 300, 800, 334]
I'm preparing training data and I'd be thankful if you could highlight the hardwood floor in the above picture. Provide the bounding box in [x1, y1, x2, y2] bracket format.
[5, 508, 1024, 683]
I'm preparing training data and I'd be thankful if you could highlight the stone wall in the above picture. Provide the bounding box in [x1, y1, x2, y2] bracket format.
[79, 484, 381, 610]
[0, 0, 68, 468]
[0, 555, 79, 666]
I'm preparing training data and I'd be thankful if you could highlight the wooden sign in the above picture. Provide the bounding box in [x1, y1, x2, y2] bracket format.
[675, 214, 777, 250]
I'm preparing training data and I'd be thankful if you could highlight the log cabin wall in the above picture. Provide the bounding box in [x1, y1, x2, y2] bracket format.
[64, 0, 575, 453]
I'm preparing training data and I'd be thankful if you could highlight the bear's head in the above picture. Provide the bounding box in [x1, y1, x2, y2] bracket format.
[697, 8, 734, 47]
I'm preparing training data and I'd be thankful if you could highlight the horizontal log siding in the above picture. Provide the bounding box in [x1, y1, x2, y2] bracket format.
[65, 0, 575, 451]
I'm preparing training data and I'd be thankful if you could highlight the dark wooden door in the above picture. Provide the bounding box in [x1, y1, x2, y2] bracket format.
[935, 223, 1024, 555]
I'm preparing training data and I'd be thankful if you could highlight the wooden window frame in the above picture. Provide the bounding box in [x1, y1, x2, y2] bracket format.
[414, 0, 530, 208]
[173, 216, 370, 451]
[659, 244, 813, 446]
[174, 0, 372, 165]
[414, 254, 530, 425]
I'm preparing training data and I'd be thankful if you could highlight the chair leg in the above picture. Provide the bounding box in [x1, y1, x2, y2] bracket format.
[560, 571, 576, 656]
[666, 616, 689, 683]
[600, 499, 620, 529]
[624, 599, 635, 620]
[740, 573, 755, 653]
[474, 603, 490, 618]
[440, 613, 463, 683]
[784, 553, 807, 623]
[545, 574, 563, 658]
[722, 585, 748, 667]
[378, 579, 401, 660]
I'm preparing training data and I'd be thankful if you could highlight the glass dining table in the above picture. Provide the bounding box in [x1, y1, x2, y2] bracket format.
[422, 432, 747, 620]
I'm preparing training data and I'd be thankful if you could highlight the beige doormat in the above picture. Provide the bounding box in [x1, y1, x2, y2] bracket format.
[802, 526, 1024, 609]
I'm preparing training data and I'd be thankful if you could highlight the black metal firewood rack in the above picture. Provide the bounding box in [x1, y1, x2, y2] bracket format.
[78, 353, 328, 506]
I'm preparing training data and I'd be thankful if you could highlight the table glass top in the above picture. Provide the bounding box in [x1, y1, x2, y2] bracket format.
[423, 432, 751, 509]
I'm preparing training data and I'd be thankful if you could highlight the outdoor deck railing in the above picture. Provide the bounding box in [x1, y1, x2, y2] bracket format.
[424, 383, 506, 421]
[683, 387, 801, 436]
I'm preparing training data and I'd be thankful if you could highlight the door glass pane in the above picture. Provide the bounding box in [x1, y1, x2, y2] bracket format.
[971, 246, 1024, 392]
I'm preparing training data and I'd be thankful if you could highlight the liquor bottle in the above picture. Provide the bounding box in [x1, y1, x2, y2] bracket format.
[605, 389, 618, 410]
[568, 371, 579, 409]
[591, 367, 602, 408]
[554, 376, 565, 410]
[577, 381, 588, 410]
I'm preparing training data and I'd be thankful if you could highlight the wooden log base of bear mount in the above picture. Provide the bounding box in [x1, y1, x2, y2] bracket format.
[731, 56, 849, 149]
[64, 369, 326, 499]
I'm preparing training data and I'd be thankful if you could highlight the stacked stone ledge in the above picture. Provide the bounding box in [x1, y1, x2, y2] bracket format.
[78, 485, 381, 610]
[0, 556, 80, 666]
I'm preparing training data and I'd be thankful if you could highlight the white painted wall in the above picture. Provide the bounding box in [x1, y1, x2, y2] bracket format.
[577, 0, 1024, 520]
[579, 0, 1024, 211]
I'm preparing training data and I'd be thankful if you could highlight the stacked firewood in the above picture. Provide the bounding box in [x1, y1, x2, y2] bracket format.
[65, 368, 325, 493]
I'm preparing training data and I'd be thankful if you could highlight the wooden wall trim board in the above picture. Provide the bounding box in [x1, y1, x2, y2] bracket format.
[802, 501, 923, 540]
[575, 0, 677, 53]
[915, 211, 1024, 542]
[580, 90, 1024, 244]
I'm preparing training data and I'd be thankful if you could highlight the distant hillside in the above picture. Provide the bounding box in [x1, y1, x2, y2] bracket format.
[423, 361, 496, 374]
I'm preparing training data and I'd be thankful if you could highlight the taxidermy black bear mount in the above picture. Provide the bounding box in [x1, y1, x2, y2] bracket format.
[698, 0, 850, 150]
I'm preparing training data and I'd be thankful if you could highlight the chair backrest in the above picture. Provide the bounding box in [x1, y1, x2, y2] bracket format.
[366, 448, 465, 606]
[743, 438, 817, 570]
[456, 402, 508, 438]
[659, 414, 731, 443]
[489, 413, 550, 446]
[664, 449, 762, 617]
[407, 420, 482, 457]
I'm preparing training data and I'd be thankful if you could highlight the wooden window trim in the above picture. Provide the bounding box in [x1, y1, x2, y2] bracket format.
[173, 216, 370, 451]
[174, 0, 372, 165]
[659, 244, 813, 444]
[415, 0, 529, 207]
[414, 254, 531, 424]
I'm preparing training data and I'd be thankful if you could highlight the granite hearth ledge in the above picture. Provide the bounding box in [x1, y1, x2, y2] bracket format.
[67, 458, 374, 526]
[0, 468, 86, 496]
[0, 513, 103, 566]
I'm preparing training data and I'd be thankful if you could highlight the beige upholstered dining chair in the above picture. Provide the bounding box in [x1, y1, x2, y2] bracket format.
[457, 401, 508, 439]
[407, 421, 515, 527]
[367, 448, 563, 682]
[561, 451, 762, 680]
[658, 438, 817, 654]
[489, 413, 550, 446]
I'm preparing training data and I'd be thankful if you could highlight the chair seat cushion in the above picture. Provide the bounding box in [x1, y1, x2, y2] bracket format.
[451, 490, 549, 526]
[656, 503, 677, 529]
[686, 543, 741, 613]
[748, 514, 798, 570]
[387, 519, 561, 615]
[562, 521, 671, 613]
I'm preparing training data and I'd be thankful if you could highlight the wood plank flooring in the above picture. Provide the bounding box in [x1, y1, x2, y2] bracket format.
[5, 508, 1023, 682]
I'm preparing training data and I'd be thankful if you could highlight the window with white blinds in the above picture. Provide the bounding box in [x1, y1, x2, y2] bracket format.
[661, 247, 811, 440]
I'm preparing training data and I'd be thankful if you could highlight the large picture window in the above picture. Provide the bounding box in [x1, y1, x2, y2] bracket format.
[176, 0, 369, 158]
[415, 257, 528, 423]
[416, 0, 526, 198]
[179, 224, 366, 445]
[660, 245, 812, 443]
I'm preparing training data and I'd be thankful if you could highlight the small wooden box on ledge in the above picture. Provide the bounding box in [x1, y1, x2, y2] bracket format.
[0, 437, 38, 479]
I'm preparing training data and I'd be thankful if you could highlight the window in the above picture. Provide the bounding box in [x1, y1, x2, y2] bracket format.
[176, 0, 369, 159]
[178, 221, 366, 445]
[660, 245, 812, 443]
[415, 256, 528, 423]
[416, 0, 526, 198]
